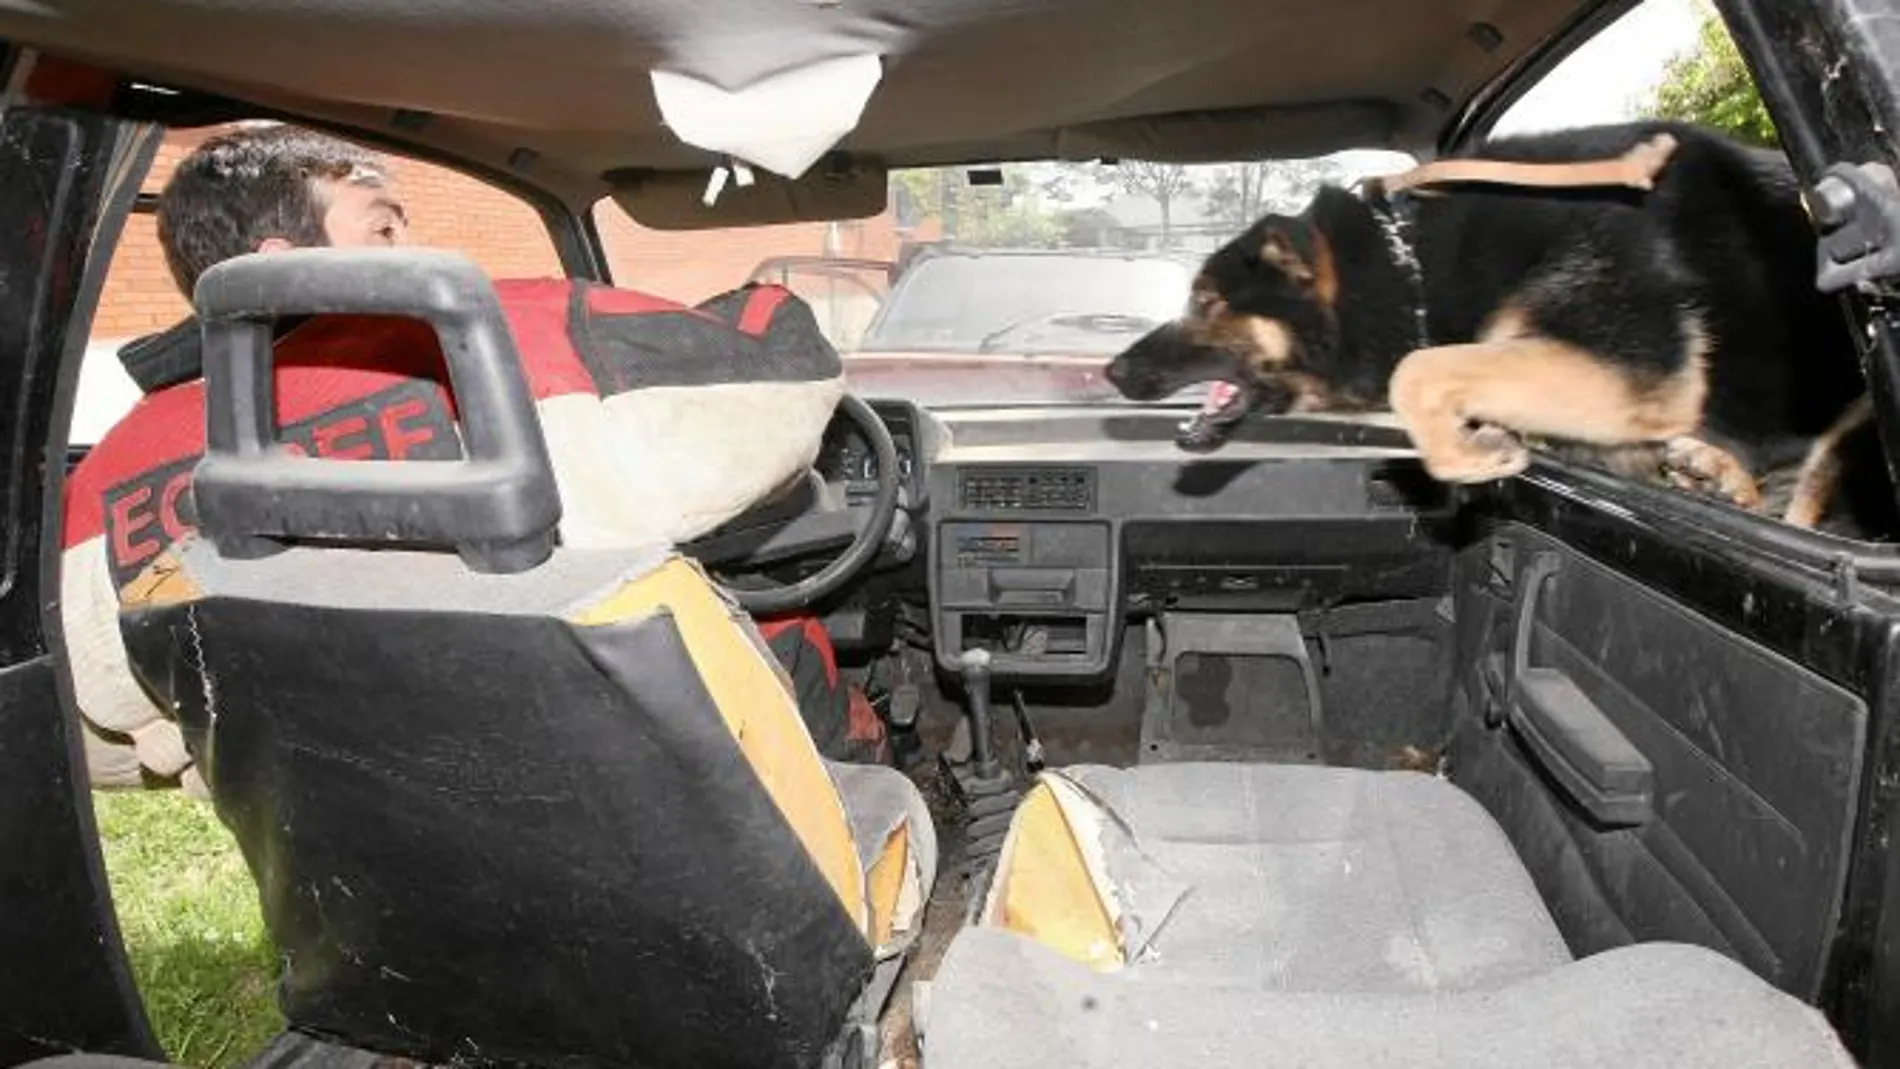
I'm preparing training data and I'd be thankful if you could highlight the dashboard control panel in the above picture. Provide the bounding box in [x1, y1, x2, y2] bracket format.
[934, 520, 1115, 677]
[956, 467, 1095, 512]
[816, 399, 923, 505]
[923, 410, 1454, 682]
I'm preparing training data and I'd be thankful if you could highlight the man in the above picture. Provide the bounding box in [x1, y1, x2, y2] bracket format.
[67, 125, 412, 794]
[118, 124, 408, 393]
[66, 125, 887, 795]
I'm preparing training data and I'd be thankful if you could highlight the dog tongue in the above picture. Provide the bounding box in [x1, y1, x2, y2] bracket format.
[1200, 381, 1240, 415]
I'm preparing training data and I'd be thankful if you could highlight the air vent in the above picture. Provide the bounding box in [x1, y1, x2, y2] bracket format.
[958, 467, 1095, 512]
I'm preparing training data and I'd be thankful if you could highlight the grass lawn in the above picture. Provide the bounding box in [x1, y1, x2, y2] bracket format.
[92, 790, 284, 1069]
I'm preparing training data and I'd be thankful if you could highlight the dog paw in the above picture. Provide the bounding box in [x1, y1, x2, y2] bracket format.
[1661, 436, 1763, 511]
[1418, 422, 1531, 483]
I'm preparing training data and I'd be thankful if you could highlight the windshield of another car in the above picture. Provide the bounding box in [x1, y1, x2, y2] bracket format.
[860, 251, 1191, 355]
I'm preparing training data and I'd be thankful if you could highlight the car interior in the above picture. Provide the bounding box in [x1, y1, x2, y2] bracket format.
[4, 1, 1900, 1068]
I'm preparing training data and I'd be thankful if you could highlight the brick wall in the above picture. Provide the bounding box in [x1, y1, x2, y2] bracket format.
[91, 130, 215, 338]
[90, 126, 912, 339]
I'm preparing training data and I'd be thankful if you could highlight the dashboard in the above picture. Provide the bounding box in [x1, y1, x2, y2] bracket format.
[817, 406, 920, 505]
[813, 413, 915, 505]
[824, 400, 1455, 683]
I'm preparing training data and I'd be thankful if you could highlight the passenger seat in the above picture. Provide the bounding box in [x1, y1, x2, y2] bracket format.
[920, 762, 1854, 1068]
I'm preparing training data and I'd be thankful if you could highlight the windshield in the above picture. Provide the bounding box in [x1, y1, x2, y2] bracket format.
[592, 150, 1416, 407]
[861, 253, 1190, 355]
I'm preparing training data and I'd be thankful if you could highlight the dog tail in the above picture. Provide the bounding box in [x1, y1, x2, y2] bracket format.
[1784, 393, 1876, 528]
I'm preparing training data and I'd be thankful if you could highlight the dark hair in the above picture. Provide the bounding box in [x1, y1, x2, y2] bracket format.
[155, 125, 388, 295]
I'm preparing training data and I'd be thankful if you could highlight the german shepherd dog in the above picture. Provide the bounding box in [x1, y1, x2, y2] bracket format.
[1103, 120, 1877, 528]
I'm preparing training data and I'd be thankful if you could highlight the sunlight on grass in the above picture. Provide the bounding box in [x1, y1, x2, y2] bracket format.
[92, 791, 283, 1069]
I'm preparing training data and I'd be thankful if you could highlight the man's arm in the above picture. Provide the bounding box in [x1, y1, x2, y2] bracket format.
[59, 530, 206, 797]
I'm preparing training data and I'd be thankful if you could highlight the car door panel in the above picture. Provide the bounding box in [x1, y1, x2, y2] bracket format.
[1450, 520, 1867, 1000]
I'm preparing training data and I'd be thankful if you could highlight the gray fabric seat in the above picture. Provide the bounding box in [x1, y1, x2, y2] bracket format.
[1061, 762, 1570, 992]
[924, 930, 1853, 1068]
[922, 762, 1854, 1068]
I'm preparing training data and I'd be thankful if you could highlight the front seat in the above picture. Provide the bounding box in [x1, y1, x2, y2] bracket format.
[109, 250, 934, 1069]
[919, 762, 1854, 1068]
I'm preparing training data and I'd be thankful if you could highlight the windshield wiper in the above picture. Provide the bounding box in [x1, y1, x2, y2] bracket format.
[976, 311, 1158, 352]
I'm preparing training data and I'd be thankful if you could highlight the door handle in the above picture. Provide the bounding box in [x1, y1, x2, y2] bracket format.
[1507, 553, 1654, 828]
[1479, 651, 1509, 727]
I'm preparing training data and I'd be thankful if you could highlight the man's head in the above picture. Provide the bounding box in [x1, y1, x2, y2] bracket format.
[156, 125, 408, 296]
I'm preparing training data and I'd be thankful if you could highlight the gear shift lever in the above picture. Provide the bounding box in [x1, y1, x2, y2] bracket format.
[959, 647, 1000, 779]
[952, 647, 1018, 864]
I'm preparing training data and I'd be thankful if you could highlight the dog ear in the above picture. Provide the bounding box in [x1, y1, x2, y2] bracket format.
[1260, 225, 1316, 287]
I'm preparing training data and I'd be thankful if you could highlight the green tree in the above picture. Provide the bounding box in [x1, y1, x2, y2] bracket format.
[1052, 206, 1125, 248]
[1201, 157, 1346, 229]
[889, 165, 1062, 247]
[1645, 4, 1778, 148]
[1092, 160, 1199, 246]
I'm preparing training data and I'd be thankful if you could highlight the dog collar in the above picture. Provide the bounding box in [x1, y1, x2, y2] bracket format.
[1361, 184, 1431, 351]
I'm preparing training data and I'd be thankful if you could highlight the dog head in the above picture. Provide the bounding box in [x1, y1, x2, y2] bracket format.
[1104, 213, 1344, 447]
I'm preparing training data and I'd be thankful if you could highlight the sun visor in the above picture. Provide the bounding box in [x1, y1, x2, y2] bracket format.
[634, 53, 887, 228]
[652, 54, 883, 179]
[607, 155, 889, 230]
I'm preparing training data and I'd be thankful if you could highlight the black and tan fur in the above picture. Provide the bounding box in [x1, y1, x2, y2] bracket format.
[1104, 120, 1877, 530]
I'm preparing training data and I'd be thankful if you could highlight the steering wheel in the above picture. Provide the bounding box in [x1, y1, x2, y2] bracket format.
[684, 394, 904, 615]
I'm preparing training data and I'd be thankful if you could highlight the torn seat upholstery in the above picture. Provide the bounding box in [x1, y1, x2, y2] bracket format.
[922, 762, 1852, 1068]
[118, 541, 934, 1069]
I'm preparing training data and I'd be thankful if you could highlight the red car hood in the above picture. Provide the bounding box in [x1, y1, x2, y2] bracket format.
[841, 350, 1143, 407]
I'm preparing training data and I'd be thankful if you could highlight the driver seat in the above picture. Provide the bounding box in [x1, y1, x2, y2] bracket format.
[108, 250, 935, 1068]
